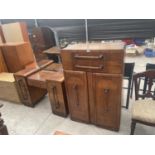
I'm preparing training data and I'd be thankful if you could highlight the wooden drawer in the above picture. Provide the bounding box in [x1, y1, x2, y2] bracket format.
[61, 50, 124, 74]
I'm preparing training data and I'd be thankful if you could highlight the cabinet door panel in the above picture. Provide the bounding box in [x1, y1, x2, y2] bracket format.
[93, 73, 122, 130]
[64, 70, 89, 123]
[47, 81, 68, 117]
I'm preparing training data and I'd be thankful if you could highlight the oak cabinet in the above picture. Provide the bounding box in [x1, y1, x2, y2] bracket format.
[61, 43, 124, 131]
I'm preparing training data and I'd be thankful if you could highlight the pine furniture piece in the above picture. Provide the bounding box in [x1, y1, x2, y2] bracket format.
[61, 43, 125, 131]
[131, 70, 155, 135]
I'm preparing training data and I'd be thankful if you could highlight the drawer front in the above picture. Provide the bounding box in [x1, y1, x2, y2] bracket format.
[47, 81, 68, 117]
[61, 50, 124, 74]
[64, 70, 90, 123]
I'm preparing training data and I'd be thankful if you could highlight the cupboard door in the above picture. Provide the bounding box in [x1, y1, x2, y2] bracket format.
[64, 70, 89, 123]
[93, 73, 122, 131]
[47, 81, 68, 117]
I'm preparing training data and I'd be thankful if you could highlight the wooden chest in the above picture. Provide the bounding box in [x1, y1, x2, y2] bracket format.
[61, 43, 125, 131]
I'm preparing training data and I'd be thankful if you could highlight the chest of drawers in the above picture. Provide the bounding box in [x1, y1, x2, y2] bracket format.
[61, 43, 125, 131]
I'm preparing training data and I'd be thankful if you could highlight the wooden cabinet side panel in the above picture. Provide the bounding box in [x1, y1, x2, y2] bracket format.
[14, 75, 47, 107]
[0, 48, 8, 73]
[1, 46, 23, 73]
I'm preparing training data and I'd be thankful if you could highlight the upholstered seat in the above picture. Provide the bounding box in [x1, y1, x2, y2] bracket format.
[132, 99, 155, 124]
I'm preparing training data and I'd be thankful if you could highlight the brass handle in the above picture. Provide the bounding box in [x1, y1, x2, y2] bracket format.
[74, 54, 104, 60]
[75, 65, 103, 70]
[51, 86, 60, 109]
[73, 84, 79, 106]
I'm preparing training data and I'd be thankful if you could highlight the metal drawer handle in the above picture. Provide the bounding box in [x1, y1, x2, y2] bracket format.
[74, 54, 104, 60]
[75, 65, 103, 70]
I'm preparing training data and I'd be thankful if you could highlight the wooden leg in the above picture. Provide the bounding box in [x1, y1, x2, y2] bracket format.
[130, 120, 136, 135]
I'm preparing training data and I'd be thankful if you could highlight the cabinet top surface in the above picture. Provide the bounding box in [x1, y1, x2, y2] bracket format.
[62, 42, 125, 51]
[28, 70, 64, 82]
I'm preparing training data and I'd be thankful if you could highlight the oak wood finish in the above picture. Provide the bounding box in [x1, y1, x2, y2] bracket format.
[0, 26, 5, 43]
[64, 70, 89, 123]
[0, 42, 35, 73]
[61, 48, 124, 74]
[14, 60, 53, 107]
[44, 63, 63, 72]
[61, 43, 124, 131]
[0, 48, 8, 73]
[27, 70, 68, 116]
[92, 73, 122, 130]
[47, 73, 68, 117]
